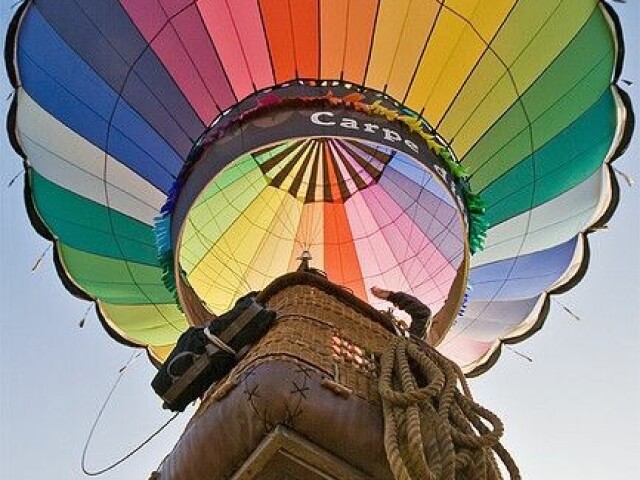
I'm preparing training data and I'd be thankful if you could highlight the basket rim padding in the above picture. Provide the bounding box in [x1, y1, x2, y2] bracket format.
[255, 271, 397, 335]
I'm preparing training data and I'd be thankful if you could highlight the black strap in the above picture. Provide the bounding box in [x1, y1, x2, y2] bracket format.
[162, 301, 265, 406]
[215, 300, 264, 345]
[163, 344, 218, 406]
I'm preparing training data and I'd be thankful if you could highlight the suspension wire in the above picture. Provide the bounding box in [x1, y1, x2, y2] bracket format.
[504, 345, 533, 363]
[78, 303, 94, 328]
[612, 166, 636, 187]
[6, 169, 23, 188]
[81, 352, 180, 476]
[553, 298, 582, 322]
[31, 244, 52, 272]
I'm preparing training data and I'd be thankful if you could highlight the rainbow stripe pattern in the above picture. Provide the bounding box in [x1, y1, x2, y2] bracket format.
[6, 0, 631, 372]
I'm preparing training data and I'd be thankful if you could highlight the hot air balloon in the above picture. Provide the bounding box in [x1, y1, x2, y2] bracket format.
[4, 0, 633, 479]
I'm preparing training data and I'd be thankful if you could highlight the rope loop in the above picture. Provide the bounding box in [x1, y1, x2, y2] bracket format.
[378, 336, 521, 480]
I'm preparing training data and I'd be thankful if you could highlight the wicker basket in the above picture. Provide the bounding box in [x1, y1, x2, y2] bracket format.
[156, 273, 399, 479]
[248, 287, 395, 402]
[206, 271, 398, 405]
[157, 272, 515, 480]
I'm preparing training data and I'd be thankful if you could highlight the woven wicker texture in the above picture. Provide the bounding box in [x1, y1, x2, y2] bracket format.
[233, 283, 394, 402]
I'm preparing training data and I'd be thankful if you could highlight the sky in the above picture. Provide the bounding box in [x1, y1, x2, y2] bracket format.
[1, 2, 639, 479]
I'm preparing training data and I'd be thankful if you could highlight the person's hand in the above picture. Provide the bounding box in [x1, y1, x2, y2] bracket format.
[370, 286, 392, 300]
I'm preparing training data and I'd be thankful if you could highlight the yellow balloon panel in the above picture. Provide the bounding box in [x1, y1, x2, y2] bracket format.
[188, 187, 302, 309]
[100, 303, 187, 347]
[449, 74, 524, 163]
[406, 0, 516, 122]
[436, 50, 506, 142]
[243, 195, 302, 289]
[404, 10, 471, 115]
[445, 0, 516, 39]
[385, 1, 440, 102]
[366, 0, 415, 91]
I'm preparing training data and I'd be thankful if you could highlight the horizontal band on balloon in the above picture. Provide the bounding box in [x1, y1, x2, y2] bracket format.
[171, 103, 469, 248]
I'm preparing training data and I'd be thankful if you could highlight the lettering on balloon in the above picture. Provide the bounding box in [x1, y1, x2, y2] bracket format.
[310, 112, 419, 154]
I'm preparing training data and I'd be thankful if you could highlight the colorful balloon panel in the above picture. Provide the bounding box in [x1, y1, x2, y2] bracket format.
[179, 138, 465, 313]
[6, 0, 630, 373]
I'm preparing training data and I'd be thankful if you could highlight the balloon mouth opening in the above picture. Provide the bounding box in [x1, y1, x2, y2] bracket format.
[153, 84, 486, 335]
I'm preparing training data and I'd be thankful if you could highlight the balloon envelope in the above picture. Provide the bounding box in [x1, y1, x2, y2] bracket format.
[6, 0, 631, 372]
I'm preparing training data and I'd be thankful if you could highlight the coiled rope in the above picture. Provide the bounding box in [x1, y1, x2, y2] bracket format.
[378, 336, 520, 480]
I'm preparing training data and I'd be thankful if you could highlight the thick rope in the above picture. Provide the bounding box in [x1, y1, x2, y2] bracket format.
[378, 337, 521, 480]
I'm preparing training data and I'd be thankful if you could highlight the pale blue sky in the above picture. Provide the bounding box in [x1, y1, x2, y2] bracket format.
[1, 3, 638, 479]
